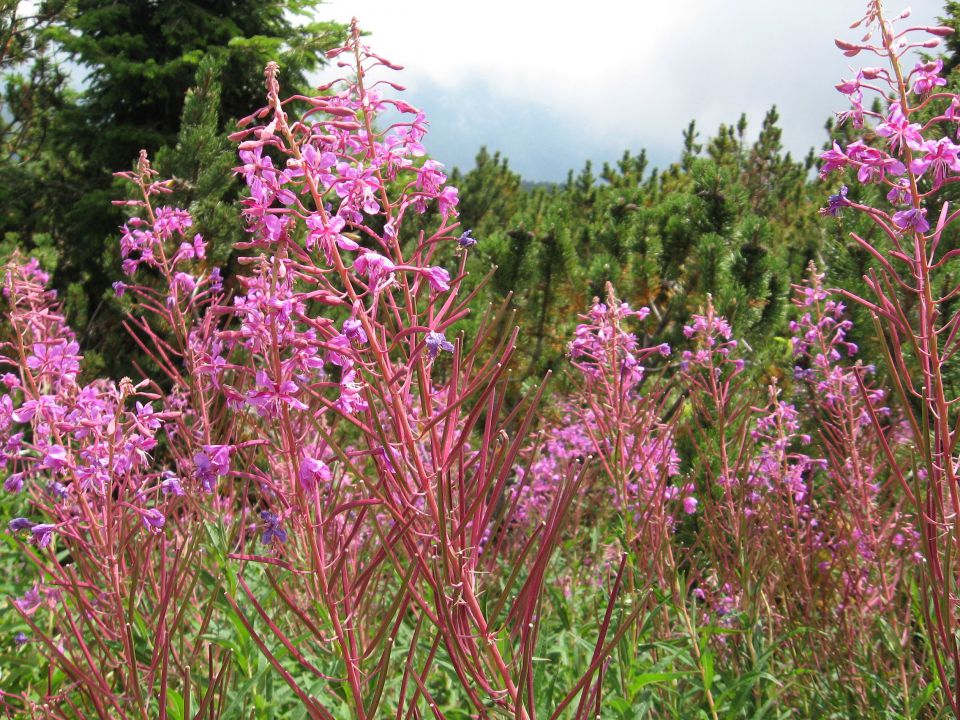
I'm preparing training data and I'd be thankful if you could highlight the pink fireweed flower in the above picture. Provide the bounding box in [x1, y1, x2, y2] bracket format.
[246, 370, 308, 416]
[912, 58, 948, 96]
[683, 313, 732, 342]
[152, 206, 192, 239]
[4, 472, 23, 493]
[160, 472, 184, 496]
[335, 368, 367, 414]
[569, 297, 655, 390]
[680, 308, 744, 375]
[193, 444, 232, 492]
[910, 137, 960, 189]
[236, 145, 278, 194]
[13, 585, 45, 615]
[421, 266, 451, 292]
[0, 394, 13, 430]
[747, 397, 823, 508]
[175, 234, 207, 262]
[835, 85, 866, 128]
[29, 523, 56, 548]
[173, 272, 196, 294]
[134, 401, 162, 432]
[342, 318, 367, 344]
[353, 251, 396, 286]
[324, 333, 353, 368]
[416, 159, 447, 195]
[260, 213, 288, 243]
[887, 179, 911, 206]
[39, 445, 68, 472]
[943, 97, 960, 141]
[26, 340, 81, 388]
[835, 70, 865, 96]
[8, 517, 35, 532]
[437, 185, 459, 216]
[209, 267, 223, 293]
[852, 145, 906, 184]
[304, 213, 359, 263]
[791, 272, 886, 421]
[510, 406, 596, 528]
[834, 68, 868, 129]
[299, 456, 332, 492]
[333, 161, 382, 216]
[1, 254, 172, 514]
[875, 104, 924, 152]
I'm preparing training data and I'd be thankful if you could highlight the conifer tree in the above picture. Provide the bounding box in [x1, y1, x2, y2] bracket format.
[449, 110, 818, 385]
[0, 0, 345, 365]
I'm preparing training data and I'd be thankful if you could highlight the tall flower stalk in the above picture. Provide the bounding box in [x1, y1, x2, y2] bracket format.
[0, 19, 644, 719]
[821, 1, 960, 710]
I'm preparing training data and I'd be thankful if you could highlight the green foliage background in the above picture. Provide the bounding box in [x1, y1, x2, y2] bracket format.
[3, 1, 960, 717]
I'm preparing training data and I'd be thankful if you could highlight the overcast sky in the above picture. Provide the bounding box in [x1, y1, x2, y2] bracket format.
[319, 1, 947, 181]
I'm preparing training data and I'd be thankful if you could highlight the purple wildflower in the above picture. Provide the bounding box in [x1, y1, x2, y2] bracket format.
[160, 473, 185, 496]
[457, 229, 477, 248]
[14, 586, 43, 614]
[820, 185, 851, 217]
[260, 510, 287, 545]
[8, 517, 35, 532]
[425, 330, 454, 359]
[353, 251, 396, 286]
[4, 473, 23, 493]
[887, 179, 911, 206]
[892, 208, 930, 234]
[30, 524, 56, 548]
[141, 508, 165, 534]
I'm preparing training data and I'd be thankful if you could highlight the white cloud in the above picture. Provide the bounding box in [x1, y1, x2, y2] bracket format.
[319, 0, 949, 178]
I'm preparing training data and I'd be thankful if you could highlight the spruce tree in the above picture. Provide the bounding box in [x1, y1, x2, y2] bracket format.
[1, 0, 345, 364]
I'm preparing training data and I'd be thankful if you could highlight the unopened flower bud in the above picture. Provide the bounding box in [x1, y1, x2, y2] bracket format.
[835, 38, 863, 56]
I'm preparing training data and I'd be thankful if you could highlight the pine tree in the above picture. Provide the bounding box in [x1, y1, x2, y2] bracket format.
[1, 0, 345, 362]
[448, 111, 820, 386]
[1, 1, 72, 160]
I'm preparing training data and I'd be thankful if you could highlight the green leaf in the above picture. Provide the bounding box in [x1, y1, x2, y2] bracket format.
[701, 650, 715, 692]
[630, 671, 695, 693]
[165, 689, 184, 720]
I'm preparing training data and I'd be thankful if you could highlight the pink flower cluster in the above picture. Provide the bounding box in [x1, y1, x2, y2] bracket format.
[1, 259, 177, 546]
[790, 271, 886, 423]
